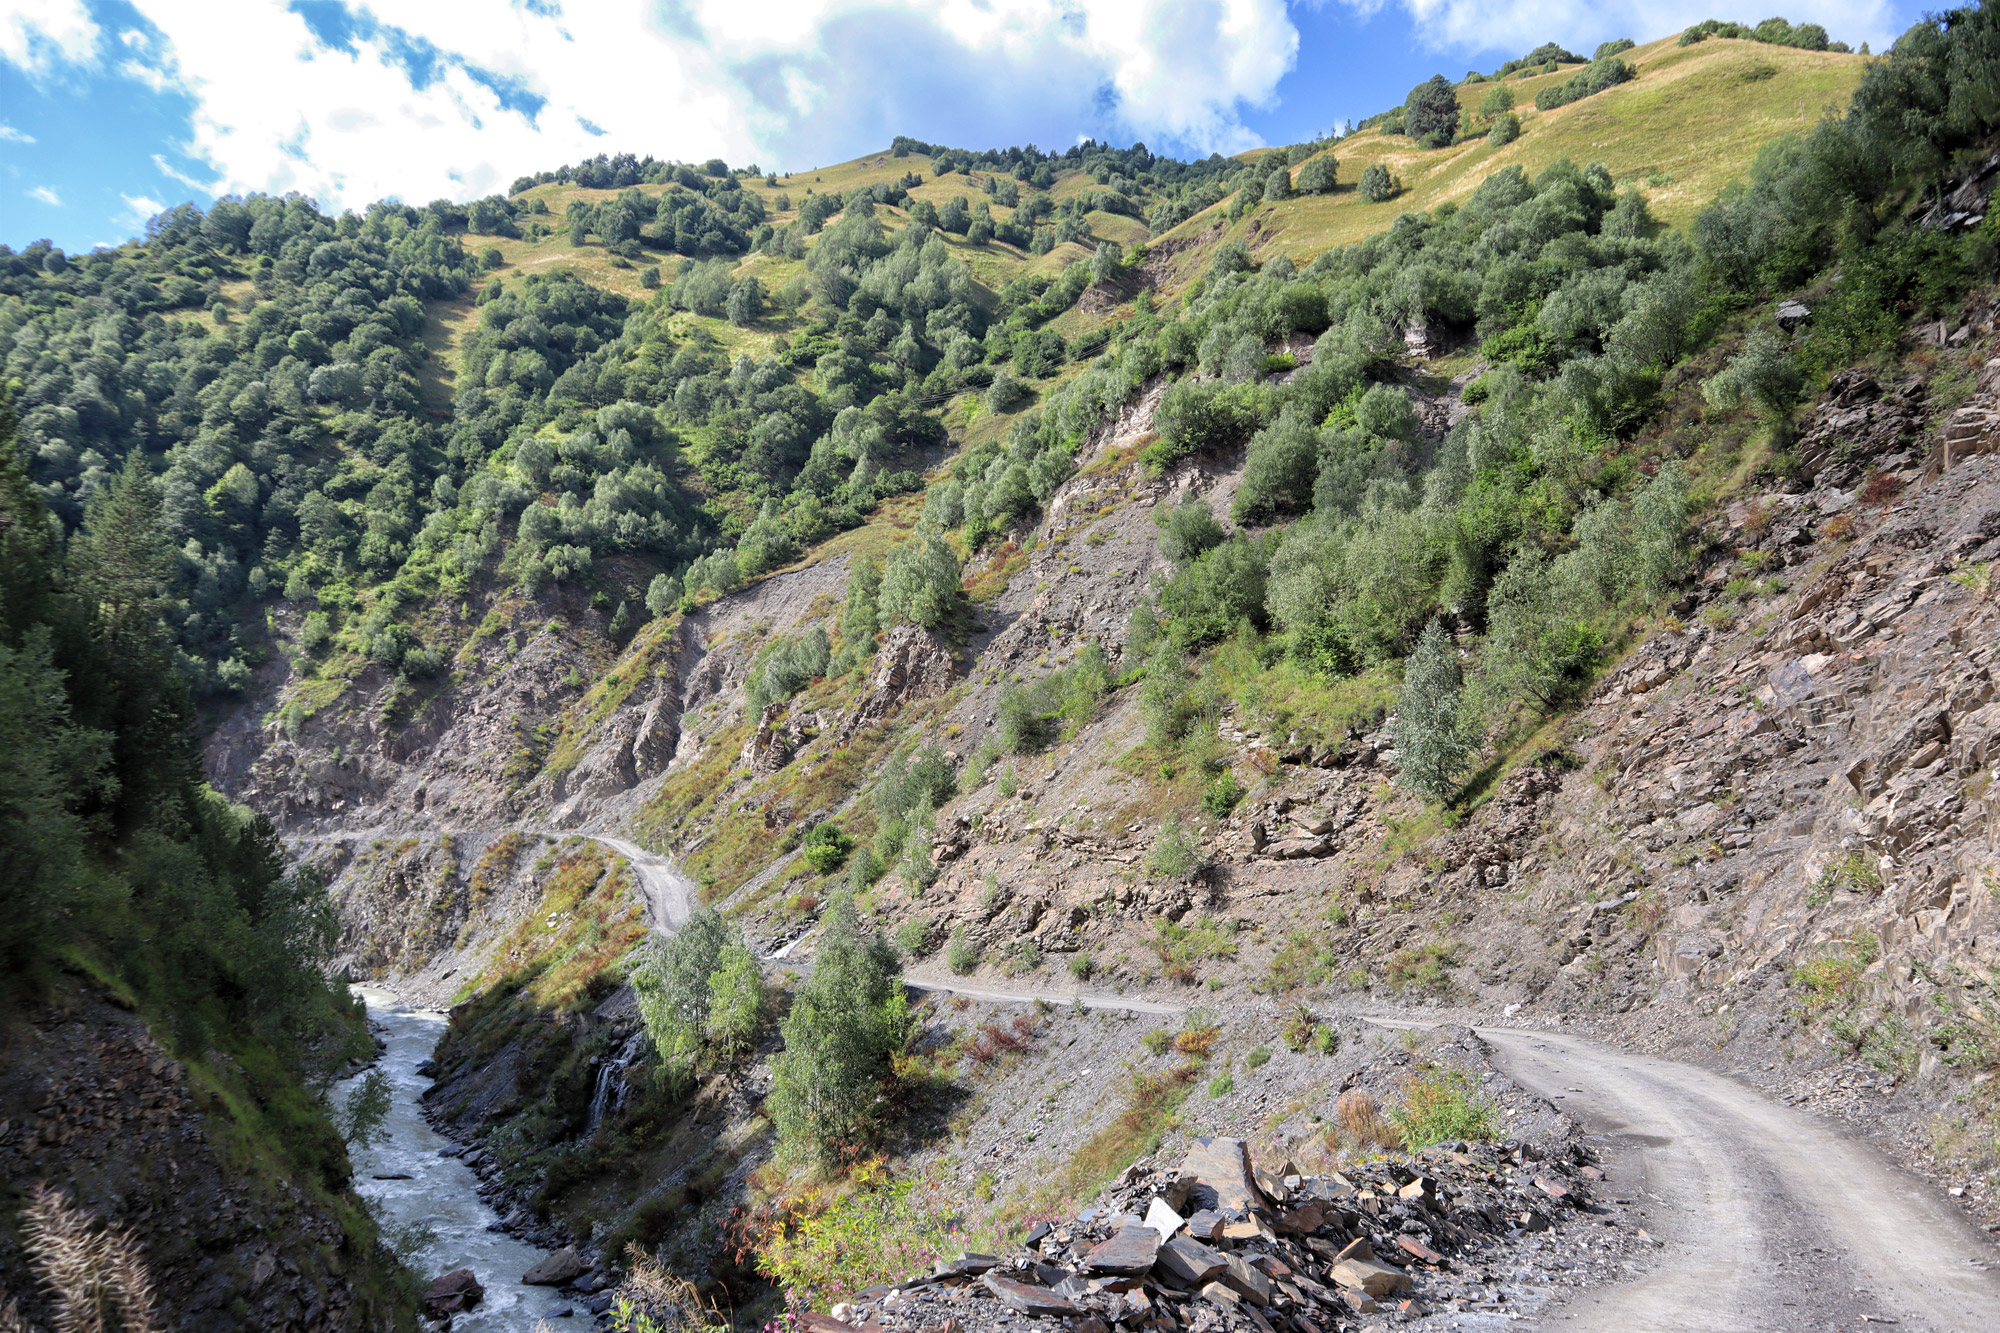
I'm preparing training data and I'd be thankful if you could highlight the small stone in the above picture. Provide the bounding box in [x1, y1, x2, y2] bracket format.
[1184, 1210, 1225, 1241]
[1200, 1281, 1240, 1308]
[1329, 1256, 1412, 1300]
[1143, 1196, 1186, 1238]
[1394, 1236, 1443, 1266]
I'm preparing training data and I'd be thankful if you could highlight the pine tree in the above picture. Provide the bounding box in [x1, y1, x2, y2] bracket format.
[1393, 619, 1473, 802]
[67, 452, 173, 652]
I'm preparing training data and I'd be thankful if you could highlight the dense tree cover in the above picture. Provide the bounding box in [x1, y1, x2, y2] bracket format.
[0, 196, 473, 692]
[879, 3, 1991, 796]
[1489, 42, 1586, 79]
[1, 399, 365, 1177]
[1534, 57, 1637, 111]
[1680, 17, 1851, 52]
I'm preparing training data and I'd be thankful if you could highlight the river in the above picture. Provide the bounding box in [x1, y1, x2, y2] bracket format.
[340, 987, 577, 1330]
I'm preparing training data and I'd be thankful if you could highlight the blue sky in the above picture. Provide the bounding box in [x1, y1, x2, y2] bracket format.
[2, 0, 1928, 252]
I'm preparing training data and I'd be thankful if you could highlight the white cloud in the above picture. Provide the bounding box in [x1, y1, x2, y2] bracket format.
[118, 190, 166, 226]
[116, 56, 171, 91]
[29, 184, 61, 204]
[2, 1, 1299, 216]
[0, 0, 100, 77]
[1374, 1, 1902, 59]
[151, 151, 209, 189]
[0, 122, 36, 142]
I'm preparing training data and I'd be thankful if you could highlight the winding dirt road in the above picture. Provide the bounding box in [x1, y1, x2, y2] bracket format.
[316, 830, 2000, 1328]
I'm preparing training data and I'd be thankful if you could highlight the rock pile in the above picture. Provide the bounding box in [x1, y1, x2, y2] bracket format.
[821, 1134, 1603, 1333]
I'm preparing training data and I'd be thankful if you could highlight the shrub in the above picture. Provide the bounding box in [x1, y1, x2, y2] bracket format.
[1487, 112, 1520, 147]
[892, 915, 934, 957]
[1246, 1045, 1272, 1069]
[800, 823, 853, 875]
[770, 897, 909, 1162]
[1294, 154, 1338, 195]
[994, 643, 1114, 753]
[747, 627, 832, 715]
[1149, 379, 1263, 465]
[1332, 1088, 1401, 1150]
[1150, 916, 1236, 983]
[1391, 1068, 1496, 1148]
[1068, 952, 1095, 980]
[1201, 772, 1245, 817]
[879, 531, 963, 630]
[1208, 1073, 1235, 1098]
[1147, 817, 1209, 881]
[1157, 497, 1227, 567]
[1538, 57, 1635, 110]
[706, 943, 768, 1059]
[1383, 941, 1457, 992]
[1702, 328, 1801, 417]
[634, 906, 735, 1080]
[945, 927, 979, 975]
[1358, 164, 1401, 203]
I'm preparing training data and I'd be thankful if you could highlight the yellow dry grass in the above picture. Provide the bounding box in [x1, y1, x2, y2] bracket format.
[1159, 35, 1865, 270]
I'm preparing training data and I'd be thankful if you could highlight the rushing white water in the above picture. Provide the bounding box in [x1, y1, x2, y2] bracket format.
[339, 987, 577, 1330]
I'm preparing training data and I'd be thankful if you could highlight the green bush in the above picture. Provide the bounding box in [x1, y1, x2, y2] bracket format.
[893, 915, 935, 957]
[1201, 772, 1246, 817]
[1147, 380, 1264, 467]
[1246, 1045, 1272, 1069]
[945, 927, 980, 975]
[1534, 58, 1635, 111]
[800, 823, 853, 875]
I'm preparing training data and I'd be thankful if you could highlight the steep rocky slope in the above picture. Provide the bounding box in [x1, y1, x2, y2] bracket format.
[239, 305, 2000, 1306]
[0, 982, 410, 1332]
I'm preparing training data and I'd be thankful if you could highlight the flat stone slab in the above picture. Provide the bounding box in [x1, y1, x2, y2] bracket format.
[1085, 1225, 1162, 1277]
[982, 1273, 1081, 1317]
[1180, 1137, 1268, 1214]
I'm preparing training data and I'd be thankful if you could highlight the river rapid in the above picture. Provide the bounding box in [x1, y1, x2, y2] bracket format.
[340, 986, 574, 1330]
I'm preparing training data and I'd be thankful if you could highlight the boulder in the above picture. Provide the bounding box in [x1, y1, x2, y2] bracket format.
[522, 1246, 589, 1286]
[422, 1268, 484, 1318]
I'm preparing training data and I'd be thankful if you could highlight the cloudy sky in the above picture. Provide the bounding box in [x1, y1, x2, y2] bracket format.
[3, 0, 1922, 250]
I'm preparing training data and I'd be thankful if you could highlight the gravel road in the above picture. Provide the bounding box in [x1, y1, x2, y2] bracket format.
[1482, 1027, 2000, 1332]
